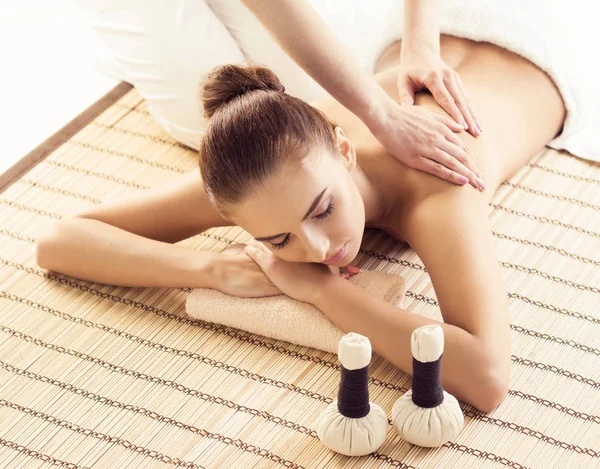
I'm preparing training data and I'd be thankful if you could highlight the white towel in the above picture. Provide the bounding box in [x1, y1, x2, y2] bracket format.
[433, 0, 600, 162]
[208, 0, 600, 162]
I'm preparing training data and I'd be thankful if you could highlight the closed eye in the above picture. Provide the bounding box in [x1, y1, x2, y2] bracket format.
[270, 198, 335, 250]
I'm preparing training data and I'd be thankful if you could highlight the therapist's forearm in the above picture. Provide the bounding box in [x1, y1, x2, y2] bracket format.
[240, 0, 392, 125]
[402, 0, 441, 55]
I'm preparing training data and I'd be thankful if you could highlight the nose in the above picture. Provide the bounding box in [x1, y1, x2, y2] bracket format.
[304, 233, 330, 263]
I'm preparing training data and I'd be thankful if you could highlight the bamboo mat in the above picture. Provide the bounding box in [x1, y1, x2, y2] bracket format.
[0, 86, 599, 469]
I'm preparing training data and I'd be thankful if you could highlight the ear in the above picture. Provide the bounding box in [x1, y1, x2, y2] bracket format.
[333, 126, 357, 172]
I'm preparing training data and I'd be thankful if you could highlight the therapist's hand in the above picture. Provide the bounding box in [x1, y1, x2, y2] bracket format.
[396, 48, 483, 139]
[368, 98, 485, 190]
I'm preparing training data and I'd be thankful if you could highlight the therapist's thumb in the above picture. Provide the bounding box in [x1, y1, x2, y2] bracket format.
[397, 81, 415, 106]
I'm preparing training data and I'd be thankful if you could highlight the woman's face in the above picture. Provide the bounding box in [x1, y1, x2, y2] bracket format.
[229, 128, 365, 266]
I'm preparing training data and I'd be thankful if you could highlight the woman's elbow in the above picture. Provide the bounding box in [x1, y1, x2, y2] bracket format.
[473, 357, 510, 413]
[36, 220, 65, 270]
[36, 235, 54, 270]
[474, 374, 509, 413]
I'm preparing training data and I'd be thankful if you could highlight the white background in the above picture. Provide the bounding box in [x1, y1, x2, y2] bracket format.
[0, 1, 118, 176]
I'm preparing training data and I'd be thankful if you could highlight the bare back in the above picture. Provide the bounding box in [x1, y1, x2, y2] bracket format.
[310, 34, 566, 242]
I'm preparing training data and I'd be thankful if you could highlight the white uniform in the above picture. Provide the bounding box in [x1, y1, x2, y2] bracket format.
[78, 0, 600, 162]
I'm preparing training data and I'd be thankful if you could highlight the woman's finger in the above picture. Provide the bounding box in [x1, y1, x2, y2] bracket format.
[432, 112, 464, 133]
[417, 156, 472, 186]
[444, 73, 479, 138]
[439, 122, 483, 178]
[427, 146, 473, 180]
[455, 75, 483, 133]
[248, 238, 271, 254]
[396, 75, 416, 106]
[441, 126, 483, 179]
[434, 138, 484, 190]
[426, 74, 467, 129]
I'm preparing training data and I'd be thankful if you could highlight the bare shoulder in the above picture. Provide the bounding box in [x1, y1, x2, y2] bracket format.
[399, 185, 510, 346]
[70, 168, 234, 243]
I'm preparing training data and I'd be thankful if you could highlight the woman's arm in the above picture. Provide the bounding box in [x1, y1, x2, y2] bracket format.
[311, 278, 507, 414]
[240, 0, 483, 189]
[399, 0, 482, 137]
[311, 191, 511, 414]
[36, 218, 220, 289]
[35, 170, 230, 288]
[239, 0, 389, 124]
[402, 0, 441, 56]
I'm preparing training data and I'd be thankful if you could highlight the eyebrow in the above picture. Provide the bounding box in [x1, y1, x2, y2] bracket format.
[254, 187, 328, 242]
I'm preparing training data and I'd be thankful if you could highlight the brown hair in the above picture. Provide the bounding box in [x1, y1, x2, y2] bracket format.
[198, 62, 338, 216]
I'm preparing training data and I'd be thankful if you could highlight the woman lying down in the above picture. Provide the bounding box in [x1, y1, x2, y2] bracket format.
[36, 35, 566, 413]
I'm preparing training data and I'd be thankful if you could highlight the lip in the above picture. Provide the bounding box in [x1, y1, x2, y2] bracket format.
[322, 242, 347, 265]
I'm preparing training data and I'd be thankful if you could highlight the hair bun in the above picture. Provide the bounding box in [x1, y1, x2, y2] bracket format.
[199, 63, 285, 119]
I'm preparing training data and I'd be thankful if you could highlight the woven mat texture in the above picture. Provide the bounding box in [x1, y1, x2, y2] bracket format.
[0, 89, 599, 469]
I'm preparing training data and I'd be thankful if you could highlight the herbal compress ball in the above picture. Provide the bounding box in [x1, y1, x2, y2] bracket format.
[391, 324, 464, 447]
[316, 332, 388, 456]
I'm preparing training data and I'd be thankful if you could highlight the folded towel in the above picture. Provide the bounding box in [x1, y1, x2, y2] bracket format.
[186, 244, 406, 354]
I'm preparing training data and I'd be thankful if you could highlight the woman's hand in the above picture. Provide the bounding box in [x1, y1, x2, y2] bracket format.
[396, 49, 483, 138]
[243, 239, 337, 304]
[369, 99, 485, 190]
[213, 249, 285, 298]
